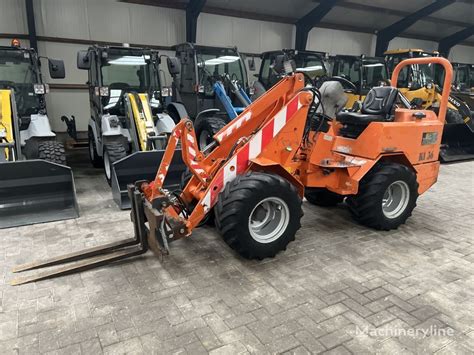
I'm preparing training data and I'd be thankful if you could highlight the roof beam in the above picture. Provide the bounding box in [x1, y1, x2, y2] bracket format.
[186, 0, 206, 43]
[295, 0, 340, 50]
[438, 25, 474, 57]
[119, 0, 474, 47]
[375, 0, 455, 56]
[311, 0, 473, 29]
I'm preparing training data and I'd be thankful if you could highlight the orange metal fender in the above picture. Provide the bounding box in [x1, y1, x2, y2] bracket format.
[338, 153, 439, 196]
[250, 157, 305, 198]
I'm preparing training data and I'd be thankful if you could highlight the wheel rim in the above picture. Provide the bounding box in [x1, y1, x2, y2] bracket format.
[248, 197, 290, 243]
[382, 180, 410, 219]
[199, 130, 212, 151]
[104, 150, 111, 180]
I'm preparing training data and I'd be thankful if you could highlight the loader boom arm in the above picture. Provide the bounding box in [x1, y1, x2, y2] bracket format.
[140, 73, 313, 236]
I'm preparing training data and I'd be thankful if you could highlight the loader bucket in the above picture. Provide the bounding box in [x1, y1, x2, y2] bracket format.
[440, 123, 474, 163]
[0, 160, 79, 229]
[111, 150, 185, 209]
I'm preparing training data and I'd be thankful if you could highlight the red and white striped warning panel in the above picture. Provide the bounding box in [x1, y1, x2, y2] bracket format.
[201, 93, 304, 212]
[215, 111, 252, 143]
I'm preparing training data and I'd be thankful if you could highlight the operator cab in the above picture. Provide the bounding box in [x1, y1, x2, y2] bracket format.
[0, 43, 64, 130]
[86, 46, 164, 120]
[331, 55, 389, 96]
[254, 49, 327, 97]
[172, 43, 249, 117]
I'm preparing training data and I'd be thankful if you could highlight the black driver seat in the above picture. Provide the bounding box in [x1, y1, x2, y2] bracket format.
[336, 86, 398, 138]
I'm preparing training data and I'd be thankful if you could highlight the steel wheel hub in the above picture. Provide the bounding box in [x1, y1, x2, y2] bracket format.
[104, 150, 111, 179]
[199, 130, 212, 151]
[249, 197, 290, 243]
[382, 180, 410, 219]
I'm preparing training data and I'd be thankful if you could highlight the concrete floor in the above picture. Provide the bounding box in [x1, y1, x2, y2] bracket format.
[0, 149, 473, 354]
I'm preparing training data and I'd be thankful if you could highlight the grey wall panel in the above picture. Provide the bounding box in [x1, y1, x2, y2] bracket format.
[129, 6, 185, 46]
[0, 0, 27, 34]
[45, 90, 89, 132]
[34, 0, 90, 39]
[307, 27, 373, 55]
[37, 41, 89, 84]
[86, 0, 131, 43]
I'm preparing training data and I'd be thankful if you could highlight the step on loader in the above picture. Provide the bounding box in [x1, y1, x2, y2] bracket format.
[11, 56, 453, 285]
[71, 45, 186, 209]
[0, 41, 78, 229]
[385, 49, 474, 163]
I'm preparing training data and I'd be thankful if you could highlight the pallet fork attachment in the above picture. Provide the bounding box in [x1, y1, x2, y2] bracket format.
[11, 186, 150, 285]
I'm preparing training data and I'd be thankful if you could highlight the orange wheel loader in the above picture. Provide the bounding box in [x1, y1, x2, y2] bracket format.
[11, 57, 453, 285]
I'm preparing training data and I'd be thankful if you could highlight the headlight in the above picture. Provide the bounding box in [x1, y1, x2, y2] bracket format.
[249, 87, 255, 95]
[108, 116, 119, 128]
[99, 86, 109, 97]
[0, 127, 6, 138]
[162, 87, 170, 97]
[198, 85, 205, 93]
[34, 84, 46, 94]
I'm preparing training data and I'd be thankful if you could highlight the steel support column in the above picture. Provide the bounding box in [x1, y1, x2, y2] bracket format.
[186, 0, 206, 43]
[438, 25, 474, 57]
[295, 0, 340, 51]
[375, 0, 455, 56]
[25, 0, 38, 51]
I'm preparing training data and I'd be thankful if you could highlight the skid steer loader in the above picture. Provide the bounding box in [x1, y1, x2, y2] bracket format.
[168, 43, 251, 149]
[385, 49, 474, 162]
[0, 41, 78, 229]
[330, 55, 390, 108]
[252, 49, 328, 99]
[74, 45, 186, 209]
[11, 56, 454, 285]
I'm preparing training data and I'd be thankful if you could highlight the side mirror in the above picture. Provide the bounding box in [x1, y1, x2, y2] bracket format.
[248, 57, 256, 71]
[167, 57, 180, 76]
[77, 50, 91, 70]
[48, 59, 65, 79]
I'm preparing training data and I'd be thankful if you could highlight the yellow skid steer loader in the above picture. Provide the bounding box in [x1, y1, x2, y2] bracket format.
[71, 45, 185, 209]
[0, 89, 78, 229]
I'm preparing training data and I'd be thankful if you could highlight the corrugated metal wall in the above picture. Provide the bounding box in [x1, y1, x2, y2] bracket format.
[1, 0, 473, 132]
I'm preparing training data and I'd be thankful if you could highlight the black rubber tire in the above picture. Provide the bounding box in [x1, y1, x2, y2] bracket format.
[347, 163, 418, 231]
[215, 172, 303, 260]
[103, 140, 127, 185]
[37, 141, 67, 165]
[88, 129, 103, 168]
[445, 108, 465, 124]
[194, 116, 227, 151]
[305, 188, 344, 207]
[431, 107, 465, 124]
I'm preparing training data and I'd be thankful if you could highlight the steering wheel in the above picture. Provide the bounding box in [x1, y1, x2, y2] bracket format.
[322, 76, 358, 93]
